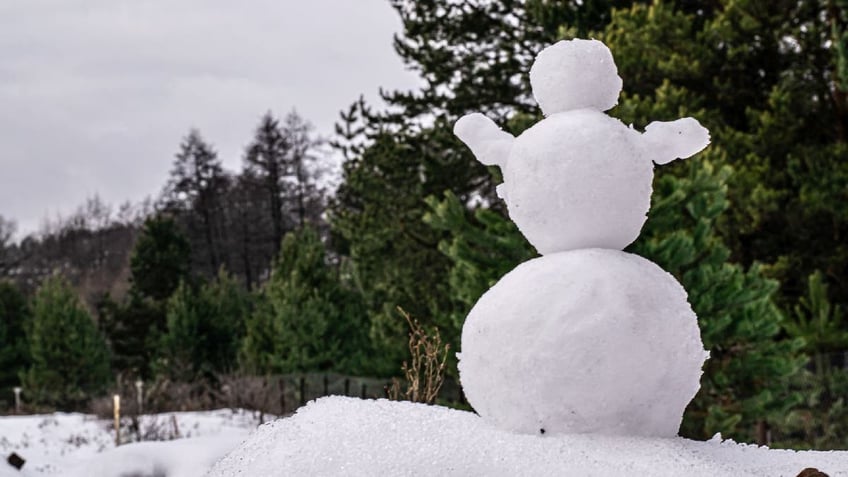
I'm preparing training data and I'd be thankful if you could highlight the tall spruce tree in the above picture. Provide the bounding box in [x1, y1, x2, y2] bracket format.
[129, 216, 191, 302]
[102, 215, 191, 377]
[162, 130, 229, 276]
[157, 270, 248, 381]
[241, 226, 368, 375]
[244, 112, 292, 254]
[24, 276, 111, 408]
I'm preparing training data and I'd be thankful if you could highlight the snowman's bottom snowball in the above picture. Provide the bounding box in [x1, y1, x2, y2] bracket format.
[458, 248, 707, 437]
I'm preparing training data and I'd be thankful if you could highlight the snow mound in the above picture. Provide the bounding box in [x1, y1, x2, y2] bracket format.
[207, 397, 848, 476]
[459, 249, 706, 437]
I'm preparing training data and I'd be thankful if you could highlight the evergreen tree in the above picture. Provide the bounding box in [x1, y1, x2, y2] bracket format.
[330, 0, 643, 377]
[24, 276, 111, 408]
[0, 281, 29, 405]
[103, 215, 191, 377]
[157, 270, 248, 381]
[221, 172, 272, 289]
[778, 271, 848, 449]
[423, 190, 535, 371]
[331, 123, 483, 375]
[130, 215, 191, 302]
[244, 112, 293, 254]
[631, 157, 805, 443]
[162, 130, 229, 276]
[98, 291, 161, 378]
[241, 226, 368, 375]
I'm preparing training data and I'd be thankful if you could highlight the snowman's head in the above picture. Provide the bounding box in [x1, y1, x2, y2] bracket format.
[529, 39, 623, 116]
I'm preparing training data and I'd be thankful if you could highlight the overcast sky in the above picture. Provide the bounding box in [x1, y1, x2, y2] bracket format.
[0, 0, 421, 237]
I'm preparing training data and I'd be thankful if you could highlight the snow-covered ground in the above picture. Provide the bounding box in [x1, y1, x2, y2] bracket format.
[0, 409, 261, 477]
[4, 398, 848, 476]
[211, 397, 848, 477]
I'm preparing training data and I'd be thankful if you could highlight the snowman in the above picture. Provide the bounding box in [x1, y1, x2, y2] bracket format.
[454, 39, 710, 437]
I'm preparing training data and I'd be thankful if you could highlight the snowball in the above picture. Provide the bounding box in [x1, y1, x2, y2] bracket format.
[503, 109, 653, 254]
[529, 39, 622, 115]
[458, 249, 707, 437]
[208, 397, 848, 476]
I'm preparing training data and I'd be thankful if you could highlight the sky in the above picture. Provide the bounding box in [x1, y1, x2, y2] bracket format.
[0, 0, 421, 237]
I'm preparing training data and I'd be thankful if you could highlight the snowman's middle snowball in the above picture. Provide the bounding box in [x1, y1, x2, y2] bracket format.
[504, 109, 654, 255]
[458, 248, 707, 437]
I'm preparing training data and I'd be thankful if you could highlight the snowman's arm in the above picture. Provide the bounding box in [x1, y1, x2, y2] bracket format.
[454, 113, 515, 169]
[643, 117, 710, 165]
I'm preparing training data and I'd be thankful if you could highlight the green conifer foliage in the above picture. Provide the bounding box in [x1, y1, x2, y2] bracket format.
[778, 271, 848, 449]
[130, 216, 191, 302]
[24, 276, 111, 408]
[0, 282, 29, 405]
[157, 270, 248, 381]
[102, 215, 192, 378]
[241, 227, 368, 375]
[423, 190, 535, 373]
[631, 157, 805, 442]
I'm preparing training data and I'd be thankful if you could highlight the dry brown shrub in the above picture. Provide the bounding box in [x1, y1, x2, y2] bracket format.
[387, 307, 450, 404]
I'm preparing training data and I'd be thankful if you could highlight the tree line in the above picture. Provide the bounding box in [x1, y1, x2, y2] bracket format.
[2, 0, 848, 450]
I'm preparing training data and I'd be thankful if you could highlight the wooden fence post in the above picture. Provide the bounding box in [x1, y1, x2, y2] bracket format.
[113, 395, 121, 446]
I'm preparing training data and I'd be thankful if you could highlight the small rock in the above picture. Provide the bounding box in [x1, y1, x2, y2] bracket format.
[6, 452, 25, 470]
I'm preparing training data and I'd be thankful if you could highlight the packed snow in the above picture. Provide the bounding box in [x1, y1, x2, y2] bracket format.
[0, 409, 260, 477]
[458, 249, 706, 437]
[208, 397, 848, 476]
[454, 38, 709, 254]
[529, 39, 623, 115]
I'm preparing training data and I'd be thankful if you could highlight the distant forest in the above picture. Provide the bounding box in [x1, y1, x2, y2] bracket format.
[0, 110, 325, 303]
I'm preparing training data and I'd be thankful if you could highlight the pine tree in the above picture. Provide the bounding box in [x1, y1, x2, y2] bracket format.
[0, 281, 29, 405]
[423, 190, 535, 371]
[130, 215, 191, 302]
[330, 1, 643, 377]
[97, 291, 160, 378]
[330, 123, 483, 375]
[162, 130, 229, 276]
[630, 157, 805, 443]
[244, 112, 292, 254]
[777, 271, 848, 449]
[241, 226, 368, 375]
[157, 270, 248, 381]
[24, 276, 111, 408]
[103, 215, 191, 377]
